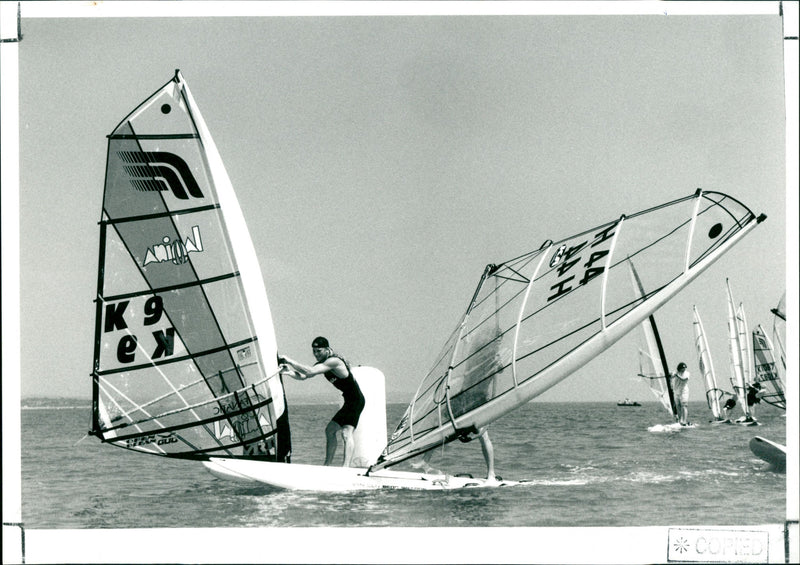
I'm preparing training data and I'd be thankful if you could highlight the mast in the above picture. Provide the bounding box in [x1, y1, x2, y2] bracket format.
[736, 302, 753, 386]
[629, 259, 677, 418]
[693, 305, 723, 420]
[726, 279, 751, 420]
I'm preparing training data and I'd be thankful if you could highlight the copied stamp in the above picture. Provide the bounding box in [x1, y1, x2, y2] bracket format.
[667, 527, 770, 563]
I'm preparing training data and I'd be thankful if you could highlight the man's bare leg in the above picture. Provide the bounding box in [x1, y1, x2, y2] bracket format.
[324, 420, 340, 466]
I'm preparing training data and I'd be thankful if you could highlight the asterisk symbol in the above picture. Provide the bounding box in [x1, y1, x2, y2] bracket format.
[673, 537, 690, 554]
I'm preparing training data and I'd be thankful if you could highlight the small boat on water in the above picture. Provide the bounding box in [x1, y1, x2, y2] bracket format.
[617, 399, 641, 407]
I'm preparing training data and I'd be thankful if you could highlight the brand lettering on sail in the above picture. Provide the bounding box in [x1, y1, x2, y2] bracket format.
[142, 225, 204, 266]
[212, 395, 272, 449]
[118, 151, 204, 200]
[126, 433, 179, 449]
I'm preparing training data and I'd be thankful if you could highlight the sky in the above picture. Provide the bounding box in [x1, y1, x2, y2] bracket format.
[5, 2, 795, 411]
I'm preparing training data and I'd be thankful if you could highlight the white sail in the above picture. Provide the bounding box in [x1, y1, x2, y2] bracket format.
[91, 71, 291, 460]
[736, 302, 753, 386]
[692, 305, 725, 420]
[752, 325, 786, 409]
[771, 292, 786, 375]
[629, 260, 676, 417]
[726, 279, 751, 421]
[375, 192, 765, 469]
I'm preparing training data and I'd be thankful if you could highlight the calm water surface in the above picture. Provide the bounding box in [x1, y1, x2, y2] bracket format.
[21, 400, 786, 529]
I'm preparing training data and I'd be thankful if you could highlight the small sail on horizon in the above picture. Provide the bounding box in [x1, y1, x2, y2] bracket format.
[752, 324, 786, 409]
[629, 259, 677, 418]
[91, 71, 291, 461]
[771, 292, 786, 375]
[374, 191, 765, 470]
[692, 305, 727, 421]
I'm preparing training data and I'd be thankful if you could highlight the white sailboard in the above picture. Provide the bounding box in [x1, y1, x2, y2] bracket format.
[91, 72, 767, 491]
[203, 458, 523, 491]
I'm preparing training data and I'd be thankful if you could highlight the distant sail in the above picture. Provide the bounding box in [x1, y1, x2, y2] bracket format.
[771, 292, 786, 375]
[692, 305, 725, 420]
[91, 71, 291, 461]
[726, 279, 751, 420]
[752, 325, 786, 409]
[736, 302, 753, 386]
[629, 259, 676, 417]
[374, 191, 765, 470]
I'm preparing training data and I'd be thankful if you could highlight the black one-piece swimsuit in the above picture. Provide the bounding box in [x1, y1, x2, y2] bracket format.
[324, 357, 365, 428]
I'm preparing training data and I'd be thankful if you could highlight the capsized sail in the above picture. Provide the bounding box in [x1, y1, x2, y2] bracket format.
[374, 191, 765, 470]
[692, 305, 726, 421]
[91, 71, 291, 461]
[752, 325, 786, 409]
[628, 259, 677, 417]
[726, 279, 751, 421]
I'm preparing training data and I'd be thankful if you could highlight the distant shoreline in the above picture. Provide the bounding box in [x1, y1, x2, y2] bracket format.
[20, 396, 668, 408]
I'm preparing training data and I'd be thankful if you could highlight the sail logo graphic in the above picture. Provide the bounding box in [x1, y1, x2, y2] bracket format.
[118, 151, 204, 200]
[143, 225, 203, 266]
[213, 394, 271, 445]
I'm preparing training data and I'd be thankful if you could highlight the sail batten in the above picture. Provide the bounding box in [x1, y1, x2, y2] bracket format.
[376, 190, 763, 470]
[93, 336, 258, 376]
[100, 271, 240, 303]
[109, 133, 200, 140]
[102, 203, 220, 225]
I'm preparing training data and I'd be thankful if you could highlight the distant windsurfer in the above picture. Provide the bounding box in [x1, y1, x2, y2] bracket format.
[723, 395, 737, 419]
[280, 336, 365, 467]
[745, 382, 762, 421]
[747, 382, 762, 407]
[671, 362, 690, 425]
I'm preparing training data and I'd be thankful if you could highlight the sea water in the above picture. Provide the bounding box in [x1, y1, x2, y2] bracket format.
[18, 400, 786, 530]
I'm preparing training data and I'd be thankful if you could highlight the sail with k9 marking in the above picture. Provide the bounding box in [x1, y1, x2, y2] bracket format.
[374, 190, 765, 469]
[90, 70, 291, 461]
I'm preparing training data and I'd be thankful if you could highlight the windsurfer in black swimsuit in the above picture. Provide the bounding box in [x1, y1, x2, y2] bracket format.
[280, 336, 366, 467]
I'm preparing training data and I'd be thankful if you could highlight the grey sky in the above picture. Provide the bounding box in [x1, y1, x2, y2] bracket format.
[11, 5, 792, 407]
